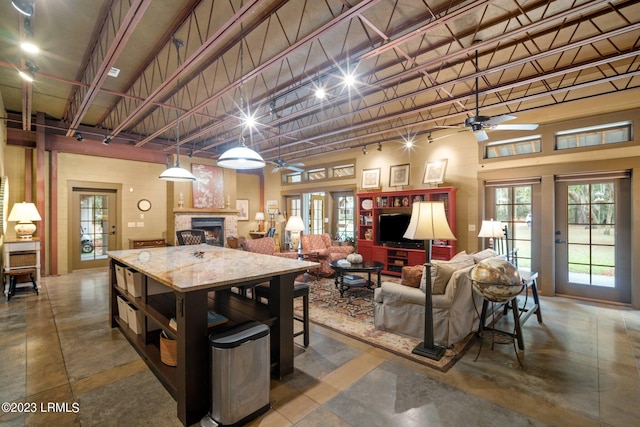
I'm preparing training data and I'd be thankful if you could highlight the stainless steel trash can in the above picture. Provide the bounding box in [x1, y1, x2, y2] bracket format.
[208, 321, 270, 426]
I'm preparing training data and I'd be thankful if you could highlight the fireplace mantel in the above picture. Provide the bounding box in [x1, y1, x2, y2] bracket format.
[174, 208, 239, 214]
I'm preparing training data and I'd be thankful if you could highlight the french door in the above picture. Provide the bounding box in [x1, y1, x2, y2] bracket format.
[554, 175, 631, 303]
[71, 188, 118, 270]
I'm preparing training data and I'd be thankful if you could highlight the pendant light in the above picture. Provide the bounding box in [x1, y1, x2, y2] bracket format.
[217, 20, 265, 170]
[159, 38, 196, 182]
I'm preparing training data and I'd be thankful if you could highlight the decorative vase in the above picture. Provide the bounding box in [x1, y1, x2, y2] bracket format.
[347, 253, 363, 264]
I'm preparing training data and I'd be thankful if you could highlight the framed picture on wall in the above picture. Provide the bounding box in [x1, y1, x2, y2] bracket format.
[236, 199, 249, 221]
[423, 159, 448, 185]
[389, 164, 410, 187]
[361, 168, 381, 189]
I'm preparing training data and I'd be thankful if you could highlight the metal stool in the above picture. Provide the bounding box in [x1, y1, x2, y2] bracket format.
[254, 279, 310, 347]
[5, 268, 39, 301]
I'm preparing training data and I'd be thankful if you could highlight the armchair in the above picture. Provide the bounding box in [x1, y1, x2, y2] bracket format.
[241, 237, 299, 260]
[300, 233, 355, 275]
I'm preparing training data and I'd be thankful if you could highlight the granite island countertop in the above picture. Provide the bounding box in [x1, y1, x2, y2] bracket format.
[108, 244, 319, 292]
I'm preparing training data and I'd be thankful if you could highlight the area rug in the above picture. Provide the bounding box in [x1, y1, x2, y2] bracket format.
[294, 276, 475, 372]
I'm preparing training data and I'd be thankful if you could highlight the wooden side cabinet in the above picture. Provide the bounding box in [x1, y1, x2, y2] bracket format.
[3, 238, 41, 296]
[129, 238, 166, 249]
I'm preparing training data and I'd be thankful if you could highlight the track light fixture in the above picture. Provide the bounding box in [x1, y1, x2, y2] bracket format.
[75, 132, 84, 142]
[18, 59, 38, 81]
[377, 142, 382, 151]
[12, 0, 34, 16]
[103, 136, 112, 145]
[362, 145, 367, 155]
[427, 133, 434, 144]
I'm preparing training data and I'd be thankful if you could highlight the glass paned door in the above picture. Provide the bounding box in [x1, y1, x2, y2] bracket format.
[555, 179, 630, 303]
[333, 192, 355, 242]
[491, 185, 533, 271]
[72, 189, 117, 270]
[310, 194, 324, 234]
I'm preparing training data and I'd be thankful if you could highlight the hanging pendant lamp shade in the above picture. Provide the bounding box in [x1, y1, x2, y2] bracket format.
[159, 115, 196, 182]
[217, 142, 265, 170]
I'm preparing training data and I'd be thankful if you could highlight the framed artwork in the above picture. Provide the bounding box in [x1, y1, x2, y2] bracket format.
[191, 164, 224, 208]
[389, 164, 410, 187]
[423, 159, 448, 185]
[236, 199, 249, 221]
[361, 168, 381, 189]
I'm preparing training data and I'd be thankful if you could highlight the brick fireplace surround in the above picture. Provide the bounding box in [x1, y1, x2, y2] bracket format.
[173, 209, 239, 247]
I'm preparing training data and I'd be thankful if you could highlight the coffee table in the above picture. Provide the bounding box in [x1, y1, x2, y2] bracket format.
[329, 260, 384, 297]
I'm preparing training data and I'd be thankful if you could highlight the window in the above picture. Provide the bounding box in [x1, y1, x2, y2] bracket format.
[282, 160, 355, 185]
[334, 193, 355, 242]
[484, 136, 542, 159]
[494, 185, 533, 270]
[555, 121, 632, 150]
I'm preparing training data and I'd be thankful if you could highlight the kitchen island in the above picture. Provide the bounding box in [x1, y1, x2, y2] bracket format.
[108, 244, 318, 426]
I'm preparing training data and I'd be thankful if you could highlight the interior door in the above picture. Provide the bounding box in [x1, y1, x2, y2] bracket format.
[554, 176, 631, 303]
[71, 189, 118, 270]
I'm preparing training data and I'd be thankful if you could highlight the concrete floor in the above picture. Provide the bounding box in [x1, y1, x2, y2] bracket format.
[1, 268, 639, 426]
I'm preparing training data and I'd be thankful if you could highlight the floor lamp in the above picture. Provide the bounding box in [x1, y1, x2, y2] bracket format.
[403, 201, 456, 360]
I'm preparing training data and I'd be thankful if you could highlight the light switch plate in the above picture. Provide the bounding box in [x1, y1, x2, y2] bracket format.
[468, 224, 476, 232]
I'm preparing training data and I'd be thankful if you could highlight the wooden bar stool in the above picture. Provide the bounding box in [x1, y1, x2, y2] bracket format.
[254, 279, 310, 347]
[5, 268, 39, 301]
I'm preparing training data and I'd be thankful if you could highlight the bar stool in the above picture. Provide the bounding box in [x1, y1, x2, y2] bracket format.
[254, 279, 310, 347]
[5, 268, 39, 301]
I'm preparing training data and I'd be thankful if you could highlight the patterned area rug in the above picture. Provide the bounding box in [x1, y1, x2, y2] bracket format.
[294, 276, 474, 372]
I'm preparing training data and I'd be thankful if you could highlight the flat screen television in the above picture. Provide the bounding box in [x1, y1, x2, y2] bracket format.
[378, 213, 424, 249]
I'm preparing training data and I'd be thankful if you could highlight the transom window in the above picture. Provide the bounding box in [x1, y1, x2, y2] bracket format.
[555, 121, 632, 150]
[484, 135, 542, 159]
[282, 160, 355, 185]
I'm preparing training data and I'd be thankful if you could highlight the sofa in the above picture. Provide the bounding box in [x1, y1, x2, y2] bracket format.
[300, 233, 355, 275]
[373, 249, 499, 347]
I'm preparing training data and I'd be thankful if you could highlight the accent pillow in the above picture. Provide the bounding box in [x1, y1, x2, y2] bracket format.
[400, 265, 423, 288]
[421, 257, 475, 294]
[472, 248, 498, 263]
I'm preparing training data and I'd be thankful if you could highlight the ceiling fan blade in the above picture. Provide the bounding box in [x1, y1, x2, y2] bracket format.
[272, 166, 281, 173]
[493, 123, 539, 130]
[474, 129, 489, 142]
[484, 115, 516, 126]
[289, 162, 305, 167]
[287, 166, 304, 172]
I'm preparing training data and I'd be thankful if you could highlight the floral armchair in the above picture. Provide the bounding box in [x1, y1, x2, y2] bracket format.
[300, 233, 355, 275]
[241, 237, 299, 260]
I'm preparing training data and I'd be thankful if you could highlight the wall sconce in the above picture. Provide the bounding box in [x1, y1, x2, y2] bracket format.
[8, 202, 42, 239]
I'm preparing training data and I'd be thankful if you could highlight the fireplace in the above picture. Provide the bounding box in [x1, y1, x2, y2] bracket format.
[191, 217, 225, 247]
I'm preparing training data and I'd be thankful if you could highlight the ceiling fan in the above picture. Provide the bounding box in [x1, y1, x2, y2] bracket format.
[462, 50, 539, 142]
[269, 138, 304, 173]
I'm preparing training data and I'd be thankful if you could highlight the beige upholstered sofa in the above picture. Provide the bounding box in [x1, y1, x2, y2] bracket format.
[373, 249, 498, 347]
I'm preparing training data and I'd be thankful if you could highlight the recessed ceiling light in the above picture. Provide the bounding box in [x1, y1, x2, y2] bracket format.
[108, 67, 120, 77]
[315, 87, 326, 99]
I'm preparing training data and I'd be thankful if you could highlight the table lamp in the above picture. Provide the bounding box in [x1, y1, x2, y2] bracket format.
[8, 202, 42, 240]
[478, 219, 504, 250]
[285, 215, 304, 251]
[254, 212, 265, 231]
[403, 201, 456, 360]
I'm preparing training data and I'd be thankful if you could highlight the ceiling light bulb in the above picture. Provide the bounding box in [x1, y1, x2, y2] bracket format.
[20, 41, 39, 54]
[406, 140, 414, 148]
[343, 73, 356, 86]
[243, 114, 256, 128]
[315, 87, 326, 99]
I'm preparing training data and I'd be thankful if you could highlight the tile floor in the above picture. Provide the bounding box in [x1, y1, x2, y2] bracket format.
[1, 269, 639, 426]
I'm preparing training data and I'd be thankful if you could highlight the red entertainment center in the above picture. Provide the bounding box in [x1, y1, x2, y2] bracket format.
[356, 187, 457, 276]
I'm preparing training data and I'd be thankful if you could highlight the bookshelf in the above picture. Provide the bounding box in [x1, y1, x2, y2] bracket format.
[357, 187, 457, 276]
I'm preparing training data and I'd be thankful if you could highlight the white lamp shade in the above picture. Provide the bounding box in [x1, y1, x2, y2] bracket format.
[8, 202, 42, 222]
[159, 165, 196, 181]
[285, 215, 305, 232]
[217, 145, 266, 169]
[478, 219, 505, 238]
[403, 202, 456, 241]
[254, 212, 265, 221]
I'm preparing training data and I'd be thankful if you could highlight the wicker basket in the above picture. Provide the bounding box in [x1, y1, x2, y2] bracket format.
[226, 237, 239, 249]
[160, 332, 177, 367]
[9, 252, 37, 267]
